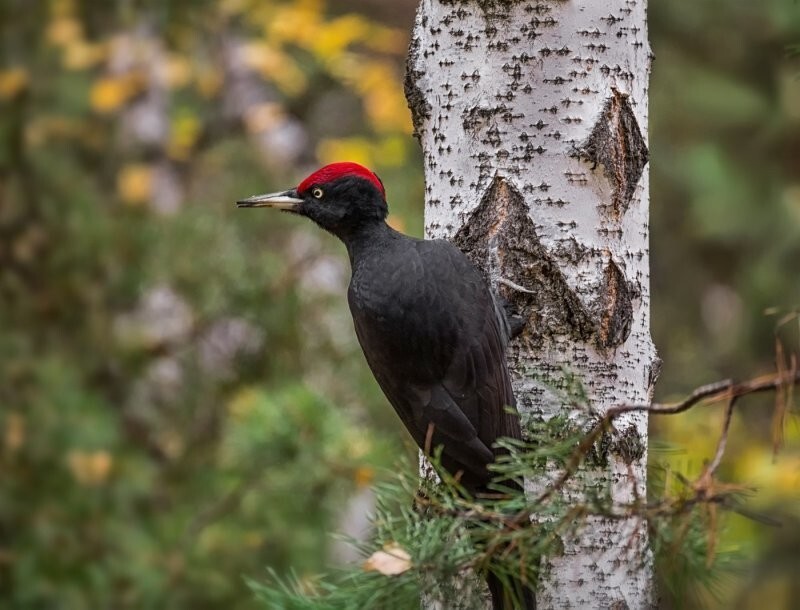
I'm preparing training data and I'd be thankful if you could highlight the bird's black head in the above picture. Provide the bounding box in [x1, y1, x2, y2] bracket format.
[237, 162, 388, 241]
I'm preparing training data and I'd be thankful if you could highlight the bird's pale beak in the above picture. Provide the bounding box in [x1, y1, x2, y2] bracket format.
[236, 189, 303, 210]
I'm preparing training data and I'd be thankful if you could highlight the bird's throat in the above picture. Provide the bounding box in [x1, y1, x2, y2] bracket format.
[343, 220, 397, 267]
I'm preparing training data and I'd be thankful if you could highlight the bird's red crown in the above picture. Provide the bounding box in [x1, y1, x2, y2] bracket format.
[297, 162, 385, 199]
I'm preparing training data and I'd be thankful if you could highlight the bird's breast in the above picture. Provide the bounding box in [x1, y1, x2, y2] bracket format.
[347, 255, 458, 380]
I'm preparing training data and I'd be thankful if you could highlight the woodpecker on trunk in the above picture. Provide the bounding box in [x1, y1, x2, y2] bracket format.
[238, 162, 534, 610]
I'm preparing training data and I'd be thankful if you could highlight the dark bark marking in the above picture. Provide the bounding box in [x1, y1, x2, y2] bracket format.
[404, 30, 432, 143]
[462, 105, 516, 149]
[573, 89, 648, 219]
[592, 259, 633, 349]
[646, 355, 663, 389]
[610, 424, 645, 465]
[454, 177, 635, 350]
[453, 176, 595, 347]
[439, 0, 524, 20]
[462, 104, 515, 131]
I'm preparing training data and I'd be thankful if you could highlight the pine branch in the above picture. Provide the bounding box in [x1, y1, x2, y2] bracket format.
[251, 356, 799, 608]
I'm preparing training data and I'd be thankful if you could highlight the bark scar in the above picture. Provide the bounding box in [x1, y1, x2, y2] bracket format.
[404, 18, 432, 142]
[573, 89, 648, 219]
[594, 257, 633, 349]
[453, 175, 633, 349]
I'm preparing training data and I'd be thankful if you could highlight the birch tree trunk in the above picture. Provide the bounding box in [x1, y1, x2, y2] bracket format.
[406, 1, 658, 607]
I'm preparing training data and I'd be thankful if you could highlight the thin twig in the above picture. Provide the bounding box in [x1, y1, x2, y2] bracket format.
[533, 370, 800, 508]
[415, 368, 797, 576]
[704, 396, 737, 478]
[497, 277, 536, 294]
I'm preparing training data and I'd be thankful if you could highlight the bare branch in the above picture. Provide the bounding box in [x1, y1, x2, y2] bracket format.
[704, 396, 737, 478]
[534, 369, 800, 507]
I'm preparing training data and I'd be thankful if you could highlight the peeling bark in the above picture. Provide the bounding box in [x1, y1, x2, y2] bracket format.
[407, 1, 657, 607]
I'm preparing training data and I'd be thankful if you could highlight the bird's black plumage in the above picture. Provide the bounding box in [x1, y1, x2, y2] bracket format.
[237, 163, 534, 609]
[346, 223, 521, 492]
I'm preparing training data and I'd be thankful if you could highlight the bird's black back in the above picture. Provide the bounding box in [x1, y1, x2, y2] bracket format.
[347, 227, 521, 491]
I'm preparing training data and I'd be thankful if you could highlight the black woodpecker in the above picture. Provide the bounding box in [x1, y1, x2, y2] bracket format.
[238, 162, 534, 610]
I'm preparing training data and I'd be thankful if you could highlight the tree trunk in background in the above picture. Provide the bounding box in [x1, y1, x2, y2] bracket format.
[406, 1, 657, 607]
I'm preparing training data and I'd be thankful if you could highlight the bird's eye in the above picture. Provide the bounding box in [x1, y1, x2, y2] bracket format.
[312, 187, 324, 199]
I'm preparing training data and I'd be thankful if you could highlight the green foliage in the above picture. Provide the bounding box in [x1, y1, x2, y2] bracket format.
[250, 460, 539, 609]
[248, 412, 746, 610]
[649, 7, 800, 604]
[1, 362, 381, 607]
[650, 508, 741, 607]
[650, 0, 800, 387]
[0, 0, 416, 607]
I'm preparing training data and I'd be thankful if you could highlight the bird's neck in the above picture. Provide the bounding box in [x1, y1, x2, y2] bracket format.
[342, 220, 396, 266]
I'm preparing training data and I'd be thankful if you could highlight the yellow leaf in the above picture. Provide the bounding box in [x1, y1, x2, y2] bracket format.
[363, 543, 412, 576]
[4, 413, 25, 453]
[67, 450, 113, 486]
[310, 15, 370, 58]
[377, 136, 408, 167]
[364, 26, 407, 55]
[167, 112, 201, 160]
[317, 137, 373, 167]
[0, 68, 29, 100]
[46, 17, 83, 47]
[239, 41, 307, 96]
[360, 65, 412, 134]
[63, 40, 105, 70]
[90, 77, 127, 113]
[243, 102, 284, 134]
[354, 466, 374, 488]
[117, 164, 153, 205]
[774, 457, 800, 493]
[267, 4, 321, 48]
[327, 58, 411, 134]
[90, 73, 145, 113]
[160, 54, 192, 89]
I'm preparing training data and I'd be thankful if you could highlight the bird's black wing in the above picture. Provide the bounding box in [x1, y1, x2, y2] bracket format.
[348, 238, 520, 490]
[430, 241, 522, 484]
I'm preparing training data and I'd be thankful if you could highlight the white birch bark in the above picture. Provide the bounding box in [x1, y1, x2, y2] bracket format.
[406, 1, 658, 608]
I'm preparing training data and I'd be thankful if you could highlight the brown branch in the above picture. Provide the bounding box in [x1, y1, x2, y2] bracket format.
[533, 369, 800, 508]
[772, 340, 797, 456]
[410, 366, 797, 576]
[704, 395, 737, 478]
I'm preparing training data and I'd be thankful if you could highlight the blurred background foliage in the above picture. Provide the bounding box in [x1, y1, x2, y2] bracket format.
[0, 0, 797, 608]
